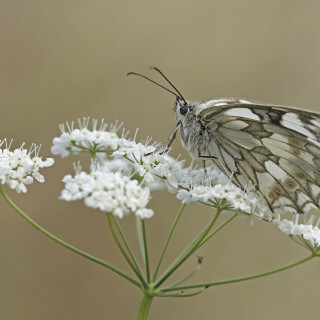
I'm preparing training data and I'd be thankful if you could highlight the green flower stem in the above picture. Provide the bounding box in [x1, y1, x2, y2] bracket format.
[136, 216, 146, 264]
[111, 215, 146, 284]
[298, 235, 315, 252]
[141, 219, 151, 283]
[155, 287, 206, 298]
[160, 212, 236, 291]
[152, 204, 186, 281]
[71, 142, 112, 154]
[0, 186, 140, 288]
[198, 201, 272, 223]
[106, 213, 147, 288]
[163, 264, 201, 290]
[70, 142, 90, 150]
[154, 208, 222, 288]
[137, 292, 154, 320]
[227, 208, 270, 222]
[162, 254, 315, 292]
[289, 235, 311, 250]
[197, 213, 238, 249]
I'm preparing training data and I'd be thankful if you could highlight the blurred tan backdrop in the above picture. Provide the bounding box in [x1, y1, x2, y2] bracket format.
[1, 1, 320, 319]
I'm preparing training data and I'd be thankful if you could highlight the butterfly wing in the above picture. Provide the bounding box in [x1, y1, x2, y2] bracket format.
[199, 100, 320, 214]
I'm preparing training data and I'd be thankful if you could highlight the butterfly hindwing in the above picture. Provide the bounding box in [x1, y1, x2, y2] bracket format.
[198, 100, 320, 214]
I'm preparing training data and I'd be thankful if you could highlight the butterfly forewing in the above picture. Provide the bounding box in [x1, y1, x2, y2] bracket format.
[197, 100, 320, 214]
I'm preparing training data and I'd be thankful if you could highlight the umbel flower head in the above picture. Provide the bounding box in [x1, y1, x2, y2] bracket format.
[60, 162, 154, 219]
[274, 214, 320, 248]
[51, 118, 123, 158]
[52, 118, 274, 221]
[0, 139, 54, 193]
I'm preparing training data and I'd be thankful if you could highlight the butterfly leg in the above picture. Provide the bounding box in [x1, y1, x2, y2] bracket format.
[159, 127, 179, 155]
[198, 155, 217, 176]
[202, 160, 207, 175]
[145, 122, 181, 156]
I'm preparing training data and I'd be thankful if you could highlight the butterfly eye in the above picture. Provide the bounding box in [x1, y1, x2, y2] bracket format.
[180, 105, 189, 116]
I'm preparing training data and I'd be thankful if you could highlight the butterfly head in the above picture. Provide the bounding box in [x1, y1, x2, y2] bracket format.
[174, 97, 192, 121]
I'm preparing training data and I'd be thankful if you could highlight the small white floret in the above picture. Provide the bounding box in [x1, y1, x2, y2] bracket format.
[0, 140, 54, 193]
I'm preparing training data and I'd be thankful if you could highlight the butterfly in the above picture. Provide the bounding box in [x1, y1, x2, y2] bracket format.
[128, 67, 320, 214]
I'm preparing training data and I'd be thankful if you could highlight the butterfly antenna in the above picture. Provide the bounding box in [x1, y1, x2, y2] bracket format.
[150, 66, 186, 103]
[127, 72, 181, 100]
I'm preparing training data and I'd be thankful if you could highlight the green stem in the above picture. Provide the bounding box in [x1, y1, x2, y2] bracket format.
[106, 213, 147, 287]
[198, 201, 272, 223]
[136, 216, 146, 264]
[70, 142, 91, 150]
[0, 186, 140, 288]
[70, 142, 113, 154]
[162, 254, 315, 292]
[197, 213, 238, 248]
[136, 292, 154, 320]
[155, 287, 206, 298]
[298, 235, 315, 251]
[152, 204, 186, 281]
[111, 215, 146, 284]
[163, 264, 201, 290]
[155, 208, 222, 288]
[289, 235, 311, 250]
[141, 219, 151, 283]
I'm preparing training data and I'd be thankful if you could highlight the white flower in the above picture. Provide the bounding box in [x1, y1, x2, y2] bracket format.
[176, 189, 193, 204]
[60, 164, 154, 219]
[176, 181, 270, 220]
[274, 214, 320, 248]
[101, 158, 133, 175]
[51, 133, 73, 158]
[136, 208, 154, 219]
[112, 139, 188, 189]
[51, 118, 123, 157]
[0, 140, 54, 193]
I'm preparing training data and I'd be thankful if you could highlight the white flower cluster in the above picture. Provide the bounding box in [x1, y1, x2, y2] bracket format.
[177, 183, 271, 220]
[274, 214, 320, 248]
[51, 118, 123, 158]
[52, 118, 271, 219]
[113, 138, 159, 183]
[60, 164, 154, 219]
[0, 140, 54, 193]
[112, 137, 271, 220]
[113, 138, 223, 190]
[103, 157, 166, 191]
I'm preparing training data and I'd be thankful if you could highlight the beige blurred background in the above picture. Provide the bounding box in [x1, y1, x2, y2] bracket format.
[1, 1, 320, 319]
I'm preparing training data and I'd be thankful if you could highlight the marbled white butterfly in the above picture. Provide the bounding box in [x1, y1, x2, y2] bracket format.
[128, 67, 320, 215]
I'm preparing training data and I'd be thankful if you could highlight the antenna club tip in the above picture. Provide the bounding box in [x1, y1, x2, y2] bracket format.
[149, 66, 157, 70]
[127, 72, 133, 76]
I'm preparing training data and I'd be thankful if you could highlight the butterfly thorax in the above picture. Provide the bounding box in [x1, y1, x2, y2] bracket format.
[175, 99, 218, 159]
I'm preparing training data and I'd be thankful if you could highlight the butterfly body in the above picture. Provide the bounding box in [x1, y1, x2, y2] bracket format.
[174, 97, 320, 214]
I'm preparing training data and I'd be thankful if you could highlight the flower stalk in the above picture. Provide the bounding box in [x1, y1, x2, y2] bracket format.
[141, 218, 151, 283]
[106, 212, 148, 287]
[161, 254, 316, 292]
[154, 206, 222, 288]
[152, 203, 186, 281]
[137, 292, 154, 320]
